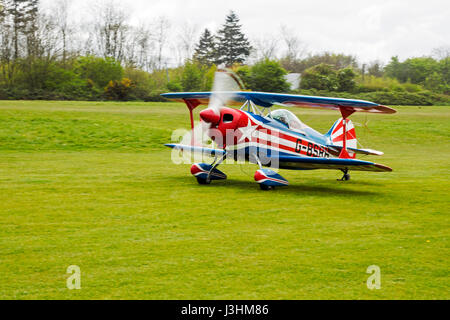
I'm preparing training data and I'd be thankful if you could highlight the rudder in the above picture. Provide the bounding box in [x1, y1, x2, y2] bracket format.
[326, 118, 357, 149]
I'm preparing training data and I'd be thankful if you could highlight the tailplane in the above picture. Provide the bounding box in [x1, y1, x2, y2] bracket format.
[326, 119, 384, 158]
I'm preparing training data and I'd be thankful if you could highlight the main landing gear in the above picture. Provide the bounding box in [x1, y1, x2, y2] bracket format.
[196, 176, 211, 185]
[338, 169, 351, 181]
[191, 154, 227, 185]
[259, 184, 275, 191]
[253, 155, 289, 191]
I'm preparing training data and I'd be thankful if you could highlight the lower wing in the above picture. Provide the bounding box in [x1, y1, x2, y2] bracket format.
[165, 144, 392, 172]
[165, 144, 226, 157]
[274, 156, 392, 172]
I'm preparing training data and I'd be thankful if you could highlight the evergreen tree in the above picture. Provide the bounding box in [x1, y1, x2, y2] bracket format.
[216, 11, 251, 67]
[193, 28, 216, 66]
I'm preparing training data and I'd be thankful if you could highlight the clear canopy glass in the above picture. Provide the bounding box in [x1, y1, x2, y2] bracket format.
[269, 109, 304, 132]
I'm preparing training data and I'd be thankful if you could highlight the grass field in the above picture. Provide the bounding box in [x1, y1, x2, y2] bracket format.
[0, 100, 448, 300]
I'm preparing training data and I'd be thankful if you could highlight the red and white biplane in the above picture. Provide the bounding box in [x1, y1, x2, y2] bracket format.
[162, 74, 396, 190]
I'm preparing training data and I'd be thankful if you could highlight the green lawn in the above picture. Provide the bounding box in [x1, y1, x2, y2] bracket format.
[0, 101, 448, 300]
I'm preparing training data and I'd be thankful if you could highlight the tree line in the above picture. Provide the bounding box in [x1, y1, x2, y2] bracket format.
[0, 0, 448, 105]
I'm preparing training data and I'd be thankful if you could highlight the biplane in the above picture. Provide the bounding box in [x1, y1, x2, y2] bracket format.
[161, 90, 396, 190]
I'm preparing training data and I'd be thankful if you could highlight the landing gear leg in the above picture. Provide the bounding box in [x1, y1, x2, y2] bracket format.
[253, 154, 288, 191]
[253, 154, 272, 191]
[338, 169, 351, 181]
[191, 153, 228, 185]
[196, 154, 227, 185]
[207, 154, 227, 181]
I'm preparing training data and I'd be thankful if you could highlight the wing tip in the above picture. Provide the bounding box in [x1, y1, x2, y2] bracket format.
[376, 105, 397, 114]
[374, 163, 393, 172]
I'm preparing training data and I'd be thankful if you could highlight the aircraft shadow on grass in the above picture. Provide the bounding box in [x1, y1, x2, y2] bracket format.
[168, 176, 380, 197]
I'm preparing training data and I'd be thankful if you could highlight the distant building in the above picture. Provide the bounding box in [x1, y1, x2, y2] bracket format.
[284, 73, 301, 91]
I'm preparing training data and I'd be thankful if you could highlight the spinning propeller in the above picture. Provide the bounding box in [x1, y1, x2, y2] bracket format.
[199, 69, 244, 129]
[178, 69, 244, 148]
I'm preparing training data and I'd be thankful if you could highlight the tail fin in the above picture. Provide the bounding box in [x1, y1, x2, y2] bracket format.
[326, 118, 357, 149]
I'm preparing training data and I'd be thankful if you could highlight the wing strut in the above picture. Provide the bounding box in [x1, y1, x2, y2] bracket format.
[183, 99, 201, 145]
[339, 106, 356, 159]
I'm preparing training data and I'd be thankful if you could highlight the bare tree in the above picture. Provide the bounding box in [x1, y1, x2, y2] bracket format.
[51, 0, 71, 66]
[92, 0, 130, 62]
[125, 22, 156, 71]
[367, 60, 384, 77]
[432, 46, 450, 61]
[34, 11, 58, 60]
[252, 34, 279, 61]
[153, 16, 170, 70]
[280, 25, 307, 60]
[177, 21, 199, 63]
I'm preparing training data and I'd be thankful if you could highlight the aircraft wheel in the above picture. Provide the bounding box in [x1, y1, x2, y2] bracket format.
[343, 173, 351, 181]
[259, 184, 274, 191]
[196, 177, 211, 185]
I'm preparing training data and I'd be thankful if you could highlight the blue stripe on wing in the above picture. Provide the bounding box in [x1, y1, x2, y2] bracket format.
[160, 91, 396, 114]
[277, 156, 375, 166]
[274, 156, 392, 172]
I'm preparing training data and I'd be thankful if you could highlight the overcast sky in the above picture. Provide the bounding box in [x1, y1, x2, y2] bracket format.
[42, 0, 449, 65]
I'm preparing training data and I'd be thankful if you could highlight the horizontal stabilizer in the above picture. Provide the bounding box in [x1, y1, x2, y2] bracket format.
[327, 145, 384, 156]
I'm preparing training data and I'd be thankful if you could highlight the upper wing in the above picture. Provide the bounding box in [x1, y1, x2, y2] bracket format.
[275, 156, 392, 172]
[161, 92, 396, 114]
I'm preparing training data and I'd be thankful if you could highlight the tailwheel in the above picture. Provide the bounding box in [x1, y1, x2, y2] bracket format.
[259, 184, 274, 191]
[338, 170, 351, 181]
[196, 177, 211, 185]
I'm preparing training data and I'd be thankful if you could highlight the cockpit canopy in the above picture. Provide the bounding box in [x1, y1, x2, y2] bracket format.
[269, 109, 304, 132]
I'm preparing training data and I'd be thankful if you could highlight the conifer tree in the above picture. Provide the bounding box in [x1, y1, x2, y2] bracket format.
[193, 28, 216, 66]
[216, 11, 251, 67]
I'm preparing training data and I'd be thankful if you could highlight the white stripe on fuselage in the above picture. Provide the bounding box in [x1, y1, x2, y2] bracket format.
[228, 111, 333, 158]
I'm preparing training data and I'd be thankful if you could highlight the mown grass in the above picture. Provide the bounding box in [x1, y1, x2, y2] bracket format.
[0, 100, 448, 300]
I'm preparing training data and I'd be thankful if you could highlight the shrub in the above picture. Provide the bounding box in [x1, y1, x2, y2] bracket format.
[75, 56, 123, 89]
[235, 65, 251, 90]
[167, 80, 183, 92]
[181, 61, 203, 92]
[104, 78, 136, 101]
[246, 59, 290, 93]
[301, 63, 338, 91]
[337, 68, 356, 92]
